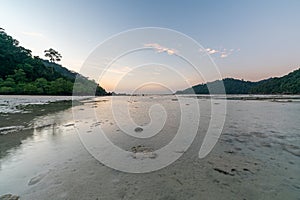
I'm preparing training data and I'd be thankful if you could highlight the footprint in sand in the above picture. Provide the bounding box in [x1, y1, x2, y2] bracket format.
[28, 171, 48, 186]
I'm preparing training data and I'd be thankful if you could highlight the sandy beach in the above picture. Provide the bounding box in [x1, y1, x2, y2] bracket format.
[0, 95, 299, 199]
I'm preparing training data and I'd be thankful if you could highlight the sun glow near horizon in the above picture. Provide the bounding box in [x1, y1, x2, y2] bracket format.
[1, 0, 299, 93]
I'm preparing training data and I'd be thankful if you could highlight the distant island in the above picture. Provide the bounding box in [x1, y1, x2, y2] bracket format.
[0, 28, 106, 95]
[176, 68, 300, 95]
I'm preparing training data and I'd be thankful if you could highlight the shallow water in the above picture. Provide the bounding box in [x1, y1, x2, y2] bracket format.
[0, 95, 87, 114]
[0, 95, 299, 199]
[0, 95, 89, 135]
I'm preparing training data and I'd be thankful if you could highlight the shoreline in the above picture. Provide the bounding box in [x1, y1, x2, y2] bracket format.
[1, 94, 299, 135]
[0, 100, 78, 135]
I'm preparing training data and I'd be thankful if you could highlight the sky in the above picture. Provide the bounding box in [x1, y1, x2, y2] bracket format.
[0, 0, 299, 93]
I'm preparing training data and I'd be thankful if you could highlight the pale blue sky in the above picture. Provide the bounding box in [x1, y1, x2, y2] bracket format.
[0, 0, 299, 92]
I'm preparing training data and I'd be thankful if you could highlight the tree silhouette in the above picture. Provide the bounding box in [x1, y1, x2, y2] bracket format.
[44, 48, 62, 63]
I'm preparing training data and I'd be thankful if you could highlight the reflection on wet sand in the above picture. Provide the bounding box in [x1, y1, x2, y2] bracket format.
[0, 95, 299, 199]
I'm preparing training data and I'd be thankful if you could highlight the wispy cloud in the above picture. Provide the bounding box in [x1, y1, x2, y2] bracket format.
[206, 48, 218, 55]
[144, 43, 178, 55]
[105, 66, 132, 75]
[220, 54, 228, 58]
[21, 31, 45, 38]
[200, 47, 240, 58]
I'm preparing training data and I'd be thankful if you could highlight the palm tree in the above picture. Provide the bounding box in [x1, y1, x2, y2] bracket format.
[44, 48, 62, 63]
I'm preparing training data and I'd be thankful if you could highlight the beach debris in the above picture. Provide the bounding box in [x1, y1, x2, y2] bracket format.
[271, 99, 293, 103]
[175, 178, 183, 185]
[134, 127, 143, 132]
[243, 168, 251, 172]
[224, 150, 235, 154]
[95, 99, 108, 102]
[282, 144, 300, 157]
[131, 145, 148, 153]
[35, 123, 53, 129]
[82, 99, 108, 104]
[63, 123, 75, 127]
[130, 145, 157, 159]
[0, 126, 24, 135]
[213, 168, 235, 176]
[132, 151, 157, 159]
[209, 153, 260, 178]
[0, 194, 20, 200]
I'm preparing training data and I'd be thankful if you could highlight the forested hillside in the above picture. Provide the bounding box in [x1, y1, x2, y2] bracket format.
[177, 69, 300, 94]
[250, 69, 300, 94]
[0, 28, 106, 95]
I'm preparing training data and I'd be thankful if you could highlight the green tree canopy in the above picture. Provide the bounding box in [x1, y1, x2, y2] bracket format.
[44, 48, 62, 63]
[0, 28, 107, 95]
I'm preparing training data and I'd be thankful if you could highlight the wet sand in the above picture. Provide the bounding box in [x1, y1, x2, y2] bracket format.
[0, 95, 299, 199]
